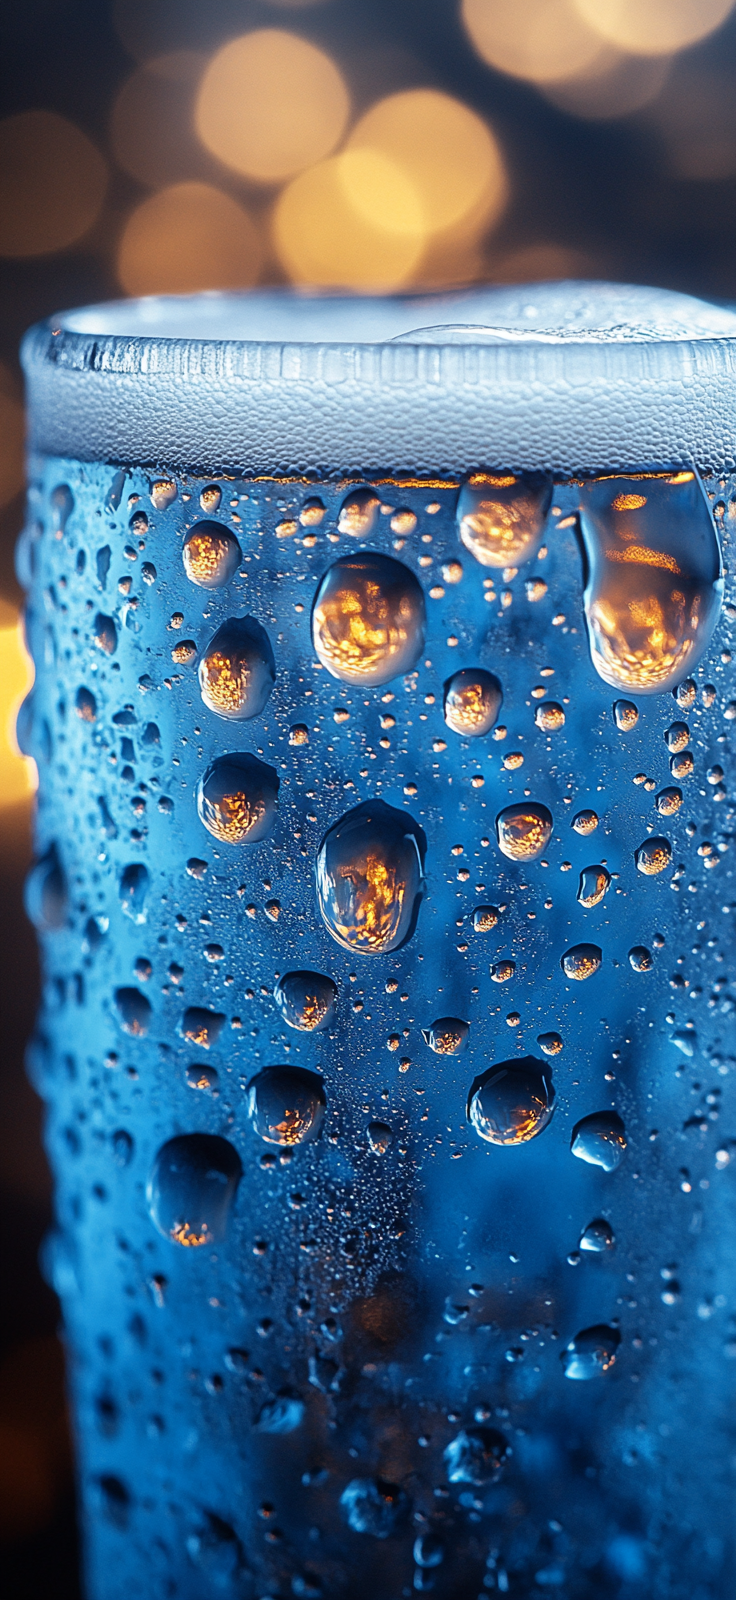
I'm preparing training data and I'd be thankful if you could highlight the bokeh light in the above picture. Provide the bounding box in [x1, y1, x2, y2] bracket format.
[0, 111, 107, 257]
[573, 0, 735, 57]
[272, 154, 425, 290]
[347, 89, 507, 236]
[542, 46, 671, 119]
[0, 366, 24, 512]
[110, 50, 211, 189]
[117, 182, 263, 295]
[195, 30, 350, 183]
[0, 610, 36, 809]
[461, 0, 605, 85]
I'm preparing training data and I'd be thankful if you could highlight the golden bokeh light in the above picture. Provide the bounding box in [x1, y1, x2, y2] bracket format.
[542, 45, 671, 119]
[461, 0, 605, 86]
[0, 614, 36, 809]
[195, 30, 349, 183]
[347, 89, 507, 235]
[0, 367, 24, 512]
[117, 182, 263, 296]
[110, 51, 210, 189]
[0, 111, 107, 257]
[272, 154, 425, 290]
[573, 0, 735, 58]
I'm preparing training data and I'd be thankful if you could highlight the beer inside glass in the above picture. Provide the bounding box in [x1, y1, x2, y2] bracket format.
[19, 283, 736, 1599]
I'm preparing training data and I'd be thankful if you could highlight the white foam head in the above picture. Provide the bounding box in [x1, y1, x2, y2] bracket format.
[22, 281, 736, 474]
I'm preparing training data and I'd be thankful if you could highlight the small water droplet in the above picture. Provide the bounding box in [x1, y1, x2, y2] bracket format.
[367, 1121, 393, 1155]
[655, 786, 682, 816]
[577, 866, 611, 909]
[247, 1066, 325, 1145]
[312, 551, 425, 686]
[300, 496, 326, 526]
[274, 971, 337, 1032]
[340, 1478, 408, 1538]
[496, 802, 553, 861]
[537, 1031, 563, 1055]
[74, 686, 97, 722]
[444, 1426, 509, 1484]
[414, 1532, 444, 1569]
[457, 473, 552, 568]
[114, 987, 151, 1037]
[613, 699, 638, 731]
[182, 521, 241, 589]
[256, 1391, 305, 1433]
[50, 484, 74, 536]
[150, 478, 177, 511]
[422, 1017, 469, 1054]
[468, 1056, 555, 1145]
[93, 613, 117, 655]
[664, 720, 689, 752]
[289, 723, 309, 745]
[197, 752, 278, 844]
[561, 1323, 620, 1379]
[24, 844, 67, 930]
[338, 487, 381, 537]
[578, 471, 722, 693]
[674, 676, 697, 709]
[119, 863, 149, 923]
[186, 1063, 219, 1091]
[186, 1513, 243, 1581]
[198, 617, 275, 721]
[490, 959, 515, 983]
[443, 668, 502, 736]
[635, 835, 672, 876]
[534, 701, 565, 731]
[571, 1110, 627, 1170]
[572, 808, 598, 835]
[316, 799, 425, 954]
[390, 508, 417, 535]
[199, 484, 222, 513]
[147, 1133, 240, 1247]
[473, 904, 500, 932]
[580, 1217, 615, 1253]
[629, 945, 653, 971]
[561, 943, 602, 980]
[670, 749, 693, 779]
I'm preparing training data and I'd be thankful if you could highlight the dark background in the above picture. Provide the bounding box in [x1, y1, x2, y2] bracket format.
[2, 2, 736, 1593]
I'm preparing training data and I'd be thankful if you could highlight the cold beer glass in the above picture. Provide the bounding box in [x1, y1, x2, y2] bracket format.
[19, 283, 736, 1599]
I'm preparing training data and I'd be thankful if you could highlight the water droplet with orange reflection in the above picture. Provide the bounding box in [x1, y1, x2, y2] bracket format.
[578, 470, 722, 693]
[274, 971, 337, 1032]
[457, 473, 552, 568]
[247, 1066, 326, 1146]
[311, 551, 425, 687]
[444, 667, 502, 736]
[147, 1134, 241, 1246]
[196, 752, 278, 844]
[198, 617, 275, 721]
[496, 802, 552, 861]
[635, 835, 672, 876]
[183, 521, 241, 589]
[316, 799, 425, 954]
[468, 1057, 555, 1146]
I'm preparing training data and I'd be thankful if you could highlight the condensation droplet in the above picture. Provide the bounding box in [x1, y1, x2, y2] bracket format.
[119, 862, 149, 923]
[289, 723, 309, 745]
[422, 1016, 469, 1054]
[50, 483, 74, 536]
[338, 487, 381, 537]
[473, 904, 500, 932]
[443, 668, 502, 737]
[150, 478, 177, 511]
[197, 752, 278, 844]
[274, 971, 337, 1032]
[390, 508, 417, 536]
[256, 1392, 305, 1434]
[496, 802, 552, 861]
[670, 750, 693, 779]
[571, 1110, 627, 1171]
[24, 844, 67, 931]
[537, 1031, 563, 1055]
[578, 471, 722, 693]
[664, 720, 689, 752]
[577, 866, 611, 909]
[316, 799, 425, 955]
[340, 1478, 408, 1539]
[613, 699, 638, 731]
[182, 521, 241, 589]
[414, 1533, 444, 1569]
[147, 1134, 241, 1247]
[444, 1427, 509, 1485]
[468, 1056, 555, 1146]
[114, 987, 151, 1037]
[629, 945, 653, 971]
[311, 551, 425, 686]
[198, 617, 275, 721]
[181, 1007, 225, 1049]
[457, 473, 552, 568]
[490, 959, 515, 983]
[93, 613, 117, 655]
[300, 496, 326, 527]
[75, 686, 97, 722]
[579, 1217, 615, 1253]
[635, 835, 672, 876]
[572, 809, 598, 835]
[561, 943, 602, 980]
[561, 1323, 620, 1379]
[247, 1066, 325, 1146]
[535, 701, 565, 731]
[674, 677, 697, 709]
[186, 1063, 219, 1091]
[655, 786, 682, 817]
[367, 1121, 393, 1155]
[442, 559, 463, 585]
[199, 484, 222, 513]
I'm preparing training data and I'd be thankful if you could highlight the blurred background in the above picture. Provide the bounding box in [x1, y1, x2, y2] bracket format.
[2, 0, 736, 1591]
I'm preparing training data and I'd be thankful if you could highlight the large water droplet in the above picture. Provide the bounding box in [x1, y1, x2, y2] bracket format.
[311, 551, 425, 686]
[578, 471, 722, 693]
[247, 1066, 325, 1145]
[24, 844, 67, 930]
[561, 943, 602, 980]
[561, 1323, 620, 1380]
[147, 1134, 241, 1247]
[119, 863, 149, 923]
[496, 802, 552, 861]
[457, 473, 552, 568]
[274, 971, 337, 1032]
[114, 987, 151, 1037]
[338, 487, 380, 537]
[444, 1426, 509, 1484]
[197, 752, 278, 844]
[198, 617, 275, 721]
[468, 1057, 555, 1145]
[340, 1478, 408, 1538]
[577, 866, 610, 909]
[316, 800, 425, 954]
[423, 1016, 469, 1054]
[443, 668, 502, 736]
[580, 1217, 615, 1253]
[635, 835, 672, 876]
[571, 1110, 627, 1170]
[182, 521, 241, 589]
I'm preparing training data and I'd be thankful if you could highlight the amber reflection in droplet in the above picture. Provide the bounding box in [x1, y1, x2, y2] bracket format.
[496, 802, 552, 861]
[635, 835, 672, 876]
[182, 520, 242, 588]
[196, 752, 278, 844]
[444, 668, 502, 736]
[316, 799, 425, 954]
[274, 970, 337, 1032]
[311, 550, 425, 686]
[147, 1133, 241, 1247]
[468, 1057, 555, 1146]
[247, 1066, 326, 1146]
[457, 473, 552, 568]
[578, 471, 722, 693]
[198, 617, 275, 720]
